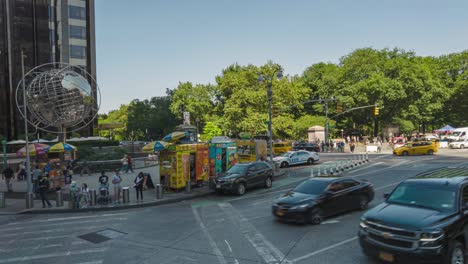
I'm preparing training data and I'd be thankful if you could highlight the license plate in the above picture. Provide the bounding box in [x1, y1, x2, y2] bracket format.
[216, 184, 221, 188]
[379, 252, 394, 262]
[276, 210, 284, 216]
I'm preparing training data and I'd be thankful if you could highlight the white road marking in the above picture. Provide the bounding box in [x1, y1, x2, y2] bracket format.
[291, 236, 357, 263]
[375, 182, 401, 191]
[0, 218, 127, 232]
[0, 248, 108, 263]
[6, 213, 128, 226]
[218, 203, 292, 264]
[192, 207, 228, 264]
[8, 235, 71, 243]
[224, 240, 233, 253]
[347, 162, 383, 173]
[0, 225, 102, 238]
[73, 261, 103, 264]
[321, 220, 340, 224]
[252, 198, 274, 206]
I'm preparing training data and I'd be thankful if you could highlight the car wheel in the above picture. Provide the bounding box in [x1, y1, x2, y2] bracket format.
[237, 183, 246, 196]
[307, 158, 314, 165]
[427, 149, 434, 155]
[308, 208, 323, 225]
[359, 195, 369, 210]
[461, 145, 465, 149]
[402, 151, 409, 156]
[446, 240, 464, 264]
[280, 162, 288, 168]
[264, 177, 272, 188]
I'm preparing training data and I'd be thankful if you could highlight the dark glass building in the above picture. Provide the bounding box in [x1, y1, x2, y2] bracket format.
[0, 0, 96, 140]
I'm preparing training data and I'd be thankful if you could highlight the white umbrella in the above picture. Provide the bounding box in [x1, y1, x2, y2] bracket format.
[32, 138, 50, 143]
[67, 137, 82, 142]
[7, 140, 27, 145]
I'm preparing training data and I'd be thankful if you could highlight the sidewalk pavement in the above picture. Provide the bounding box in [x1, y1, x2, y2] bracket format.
[0, 166, 286, 215]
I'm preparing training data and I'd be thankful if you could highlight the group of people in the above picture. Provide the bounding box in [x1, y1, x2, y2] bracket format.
[120, 154, 134, 173]
[97, 170, 147, 204]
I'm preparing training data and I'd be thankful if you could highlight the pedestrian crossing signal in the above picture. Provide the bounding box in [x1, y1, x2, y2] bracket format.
[374, 106, 379, 116]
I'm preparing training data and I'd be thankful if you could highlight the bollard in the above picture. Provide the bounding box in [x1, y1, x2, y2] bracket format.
[69, 191, 75, 209]
[89, 189, 97, 206]
[310, 168, 314, 177]
[366, 153, 369, 161]
[0, 192, 5, 208]
[156, 184, 164, 199]
[122, 187, 130, 203]
[56, 191, 63, 207]
[318, 168, 321, 177]
[185, 180, 191, 193]
[25, 193, 34, 209]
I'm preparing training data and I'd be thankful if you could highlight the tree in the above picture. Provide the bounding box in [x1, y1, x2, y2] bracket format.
[200, 122, 223, 141]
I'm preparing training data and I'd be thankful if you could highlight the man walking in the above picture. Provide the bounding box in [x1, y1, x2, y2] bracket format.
[2, 166, 14, 192]
[32, 165, 43, 194]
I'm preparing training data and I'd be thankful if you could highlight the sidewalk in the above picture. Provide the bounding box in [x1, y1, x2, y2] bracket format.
[0, 166, 286, 214]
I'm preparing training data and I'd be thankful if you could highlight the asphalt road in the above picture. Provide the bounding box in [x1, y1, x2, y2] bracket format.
[1, 149, 468, 264]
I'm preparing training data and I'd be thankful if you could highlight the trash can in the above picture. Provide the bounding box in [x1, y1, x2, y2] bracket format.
[0, 192, 5, 208]
[156, 184, 163, 199]
[122, 187, 130, 203]
[56, 190, 63, 207]
[25, 193, 34, 209]
[89, 189, 97, 206]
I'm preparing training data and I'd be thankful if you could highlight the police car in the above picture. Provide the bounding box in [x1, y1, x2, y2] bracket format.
[273, 150, 319, 168]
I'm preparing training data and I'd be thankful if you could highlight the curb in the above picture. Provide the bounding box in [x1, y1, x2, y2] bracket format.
[17, 191, 213, 214]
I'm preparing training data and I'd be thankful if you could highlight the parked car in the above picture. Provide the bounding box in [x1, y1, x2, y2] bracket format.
[272, 177, 374, 224]
[273, 142, 293, 155]
[273, 150, 319, 168]
[293, 142, 321, 152]
[211, 162, 273, 196]
[359, 171, 468, 264]
[449, 138, 468, 149]
[393, 141, 438, 156]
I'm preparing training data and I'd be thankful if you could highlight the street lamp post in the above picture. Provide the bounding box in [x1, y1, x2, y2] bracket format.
[2, 139, 6, 170]
[258, 68, 283, 162]
[21, 50, 32, 194]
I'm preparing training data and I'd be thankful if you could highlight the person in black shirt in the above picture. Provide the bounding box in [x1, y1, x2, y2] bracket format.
[2, 166, 14, 192]
[38, 175, 52, 208]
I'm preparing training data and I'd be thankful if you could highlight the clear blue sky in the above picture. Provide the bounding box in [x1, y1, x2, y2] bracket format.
[95, 0, 468, 113]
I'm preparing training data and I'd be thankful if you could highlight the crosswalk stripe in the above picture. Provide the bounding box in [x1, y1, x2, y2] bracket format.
[0, 248, 107, 263]
[0, 218, 127, 232]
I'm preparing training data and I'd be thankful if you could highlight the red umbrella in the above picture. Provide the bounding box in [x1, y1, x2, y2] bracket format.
[16, 143, 48, 157]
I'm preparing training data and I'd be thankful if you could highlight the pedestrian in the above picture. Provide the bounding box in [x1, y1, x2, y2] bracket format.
[120, 155, 128, 173]
[350, 141, 356, 153]
[80, 183, 90, 208]
[126, 154, 134, 173]
[112, 170, 122, 204]
[32, 165, 43, 194]
[2, 166, 14, 192]
[80, 161, 91, 177]
[134, 172, 145, 202]
[38, 175, 52, 208]
[321, 142, 325, 152]
[69, 181, 80, 209]
[377, 140, 382, 153]
[17, 162, 26, 181]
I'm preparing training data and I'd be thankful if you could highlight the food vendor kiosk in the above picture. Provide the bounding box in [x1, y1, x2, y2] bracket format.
[236, 140, 267, 163]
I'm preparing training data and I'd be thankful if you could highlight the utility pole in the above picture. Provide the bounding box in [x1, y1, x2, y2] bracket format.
[21, 50, 32, 194]
[303, 98, 337, 151]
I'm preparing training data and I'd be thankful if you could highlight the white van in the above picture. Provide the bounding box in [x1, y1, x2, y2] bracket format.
[448, 127, 468, 141]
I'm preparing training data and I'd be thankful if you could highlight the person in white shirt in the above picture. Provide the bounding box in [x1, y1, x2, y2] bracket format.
[112, 170, 122, 203]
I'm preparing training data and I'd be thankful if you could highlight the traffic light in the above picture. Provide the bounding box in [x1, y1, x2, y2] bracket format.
[336, 102, 343, 113]
[374, 106, 379, 116]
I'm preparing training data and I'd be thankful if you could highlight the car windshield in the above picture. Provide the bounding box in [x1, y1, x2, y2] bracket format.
[227, 165, 248, 174]
[453, 131, 462, 136]
[281, 152, 294, 157]
[455, 139, 466, 142]
[387, 183, 456, 212]
[293, 180, 329, 195]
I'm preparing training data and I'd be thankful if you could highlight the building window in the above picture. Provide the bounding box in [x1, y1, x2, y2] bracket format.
[48, 5, 55, 21]
[70, 45, 86, 59]
[70, 25, 86, 39]
[69, 6, 86, 20]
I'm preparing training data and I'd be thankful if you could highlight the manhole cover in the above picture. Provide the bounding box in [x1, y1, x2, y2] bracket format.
[79, 228, 127, 244]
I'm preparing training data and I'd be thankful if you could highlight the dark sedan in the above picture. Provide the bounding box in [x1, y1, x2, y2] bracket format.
[272, 177, 374, 224]
[293, 143, 320, 152]
[211, 162, 273, 196]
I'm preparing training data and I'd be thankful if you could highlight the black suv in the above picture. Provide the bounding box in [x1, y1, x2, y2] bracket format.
[359, 169, 468, 264]
[211, 162, 273, 196]
[293, 143, 320, 152]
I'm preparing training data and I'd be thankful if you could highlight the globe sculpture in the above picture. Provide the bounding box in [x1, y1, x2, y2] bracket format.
[16, 63, 100, 133]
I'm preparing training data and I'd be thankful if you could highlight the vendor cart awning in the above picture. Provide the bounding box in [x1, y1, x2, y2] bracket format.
[46, 142, 77, 153]
[162, 131, 189, 142]
[16, 143, 49, 157]
[143, 141, 171, 152]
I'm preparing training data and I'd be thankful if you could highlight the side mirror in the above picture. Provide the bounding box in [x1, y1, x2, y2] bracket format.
[384, 193, 390, 199]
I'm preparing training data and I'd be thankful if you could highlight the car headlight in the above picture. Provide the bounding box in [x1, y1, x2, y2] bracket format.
[290, 203, 309, 210]
[359, 221, 368, 229]
[419, 230, 444, 248]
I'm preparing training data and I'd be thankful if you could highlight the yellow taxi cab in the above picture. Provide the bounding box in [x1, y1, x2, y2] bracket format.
[268, 142, 293, 156]
[393, 141, 438, 156]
